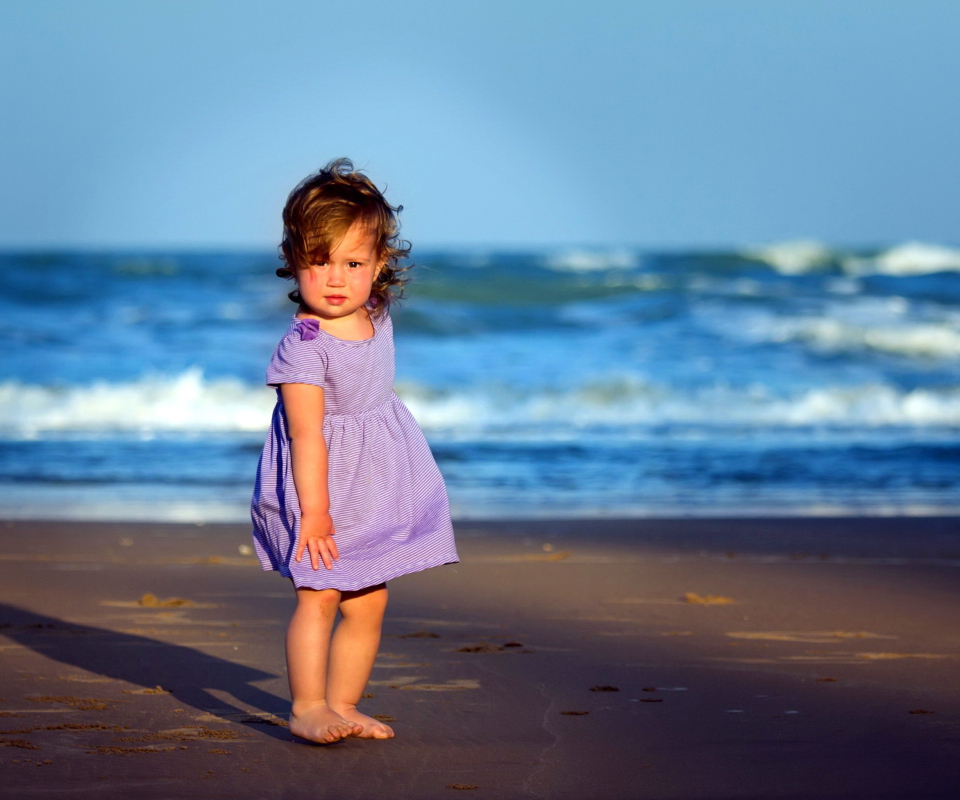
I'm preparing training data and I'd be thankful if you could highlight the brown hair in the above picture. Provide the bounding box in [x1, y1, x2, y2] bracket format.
[277, 158, 410, 312]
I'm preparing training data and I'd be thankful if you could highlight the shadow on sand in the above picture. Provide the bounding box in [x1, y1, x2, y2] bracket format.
[0, 601, 292, 741]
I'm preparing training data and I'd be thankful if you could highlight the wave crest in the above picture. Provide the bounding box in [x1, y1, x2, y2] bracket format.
[0, 368, 274, 437]
[3, 371, 959, 439]
[742, 240, 834, 275]
[843, 242, 960, 276]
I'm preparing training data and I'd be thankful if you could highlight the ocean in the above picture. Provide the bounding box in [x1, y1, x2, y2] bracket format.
[2, 240, 959, 522]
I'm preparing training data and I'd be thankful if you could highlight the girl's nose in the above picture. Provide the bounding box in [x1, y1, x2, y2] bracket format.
[326, 264, 347, 285]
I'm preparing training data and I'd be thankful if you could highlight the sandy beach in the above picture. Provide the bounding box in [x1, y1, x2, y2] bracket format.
[1, 517, 958, 799]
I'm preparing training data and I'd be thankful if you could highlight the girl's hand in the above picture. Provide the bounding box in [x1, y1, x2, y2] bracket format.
[295, 512, 339, 570]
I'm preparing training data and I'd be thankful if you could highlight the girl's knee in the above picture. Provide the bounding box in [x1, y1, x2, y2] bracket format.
[340, 583, 388, 618]
[295, 587, 341, 618]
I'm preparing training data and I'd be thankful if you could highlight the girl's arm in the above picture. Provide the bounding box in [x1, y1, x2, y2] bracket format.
[280, 382, 339, 571]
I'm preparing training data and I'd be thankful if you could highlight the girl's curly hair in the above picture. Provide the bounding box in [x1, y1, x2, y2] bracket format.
[277, 158, 410, 313]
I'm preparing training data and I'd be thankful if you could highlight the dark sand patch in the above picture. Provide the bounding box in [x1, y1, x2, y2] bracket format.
[100, 594, 219, 609]
[456, 642, 505, 654]
[1, 738, 41, 749]
[45, 723, 128, 731]
[28, 696, 120, 711]
[239, 714, 288, 728]
[85, 745, 179, 755]
[400, 680, 480, 692]
[116, 726, 250, 742]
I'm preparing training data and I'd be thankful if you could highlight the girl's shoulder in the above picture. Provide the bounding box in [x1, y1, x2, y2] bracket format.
[266, 318, 328, 388]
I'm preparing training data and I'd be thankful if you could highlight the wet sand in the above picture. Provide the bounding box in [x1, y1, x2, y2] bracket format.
[1, 517, 958, 799]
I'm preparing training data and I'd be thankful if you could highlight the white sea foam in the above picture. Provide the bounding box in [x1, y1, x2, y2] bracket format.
[842, 242, 960, 276]
[399, 378, 960, 432]
[545, 249, 639, 272]
[0, 368, 275, 438]
[741, 240, 834, 275]
[700, 298, 960, 360]
[750, 315, 960, 360]
[3, 370, 959, 440]
[783, 318, 960, 359]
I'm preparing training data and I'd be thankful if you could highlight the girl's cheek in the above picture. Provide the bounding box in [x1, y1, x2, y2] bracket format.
[297, 269, 318, 289]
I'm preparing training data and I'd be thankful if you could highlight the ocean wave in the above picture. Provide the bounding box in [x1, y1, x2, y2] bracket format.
[0, 368, 275, 437]
[3, 371, 959, 439]
[400, 379, 960, 432]
[739, 240, 960, 278]
[741, 240, 835, 275]
[771, 318, 960, 359]
[842, 242, 960, 276]
[545, 249, 640, 272]
[713, 303, 960, 360]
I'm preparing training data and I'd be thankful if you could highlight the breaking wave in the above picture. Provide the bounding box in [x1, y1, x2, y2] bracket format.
[842, 242, 960, 276]
[3, 370, 957, 440]
[742, 240, 960, 277]
[700, 301, 960, 360]
[742, 240, 835, 275]
[0, 369, 275, 438]
[545, 249, 640, 272]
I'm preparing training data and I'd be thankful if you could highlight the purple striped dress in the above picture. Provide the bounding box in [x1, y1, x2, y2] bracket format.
[250, 312, 459, 590]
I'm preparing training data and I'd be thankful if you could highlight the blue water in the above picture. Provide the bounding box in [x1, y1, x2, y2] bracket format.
[2, 241, 959, 520]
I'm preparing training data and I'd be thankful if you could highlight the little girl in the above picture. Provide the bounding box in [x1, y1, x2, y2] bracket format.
[250, 159, 459, 744]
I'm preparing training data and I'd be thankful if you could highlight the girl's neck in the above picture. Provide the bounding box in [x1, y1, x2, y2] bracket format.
[296, 305, 376, 341]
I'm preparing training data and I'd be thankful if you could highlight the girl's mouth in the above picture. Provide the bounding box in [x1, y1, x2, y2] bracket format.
[325, 295, 347, 305]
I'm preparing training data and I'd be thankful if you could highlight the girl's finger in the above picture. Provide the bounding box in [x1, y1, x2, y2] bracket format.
[327, 536, 340, 561]
[294, 537, 304, 563]
[319, 540, 333, 570]
[308, 539, 320, 571]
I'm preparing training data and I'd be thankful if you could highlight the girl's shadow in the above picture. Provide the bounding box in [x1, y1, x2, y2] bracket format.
[0, 601, 292, 741]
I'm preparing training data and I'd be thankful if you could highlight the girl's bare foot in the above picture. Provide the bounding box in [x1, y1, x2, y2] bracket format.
[333, 706, 395, 739]
[290, 702, 362, 744]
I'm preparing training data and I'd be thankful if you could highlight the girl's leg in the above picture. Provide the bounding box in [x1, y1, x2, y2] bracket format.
[286, 586, 363, 743]
[326, 583, 394, 738]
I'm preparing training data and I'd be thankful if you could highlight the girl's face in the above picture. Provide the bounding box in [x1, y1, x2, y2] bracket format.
[296, 221, 382, 320]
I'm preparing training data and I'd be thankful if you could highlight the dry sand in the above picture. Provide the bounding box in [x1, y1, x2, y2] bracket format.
[0, 517, 958, 799]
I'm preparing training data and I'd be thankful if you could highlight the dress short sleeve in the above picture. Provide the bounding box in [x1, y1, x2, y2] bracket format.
[266, 330, 327, 388]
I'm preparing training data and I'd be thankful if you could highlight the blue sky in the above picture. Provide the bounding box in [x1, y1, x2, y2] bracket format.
[1, 1, 958, 249]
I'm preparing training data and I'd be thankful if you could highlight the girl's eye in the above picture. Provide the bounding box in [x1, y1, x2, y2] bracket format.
[348, 262, 362, 268]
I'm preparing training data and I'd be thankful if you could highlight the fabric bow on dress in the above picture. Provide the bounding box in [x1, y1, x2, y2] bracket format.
[297, 318, 320, 341]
